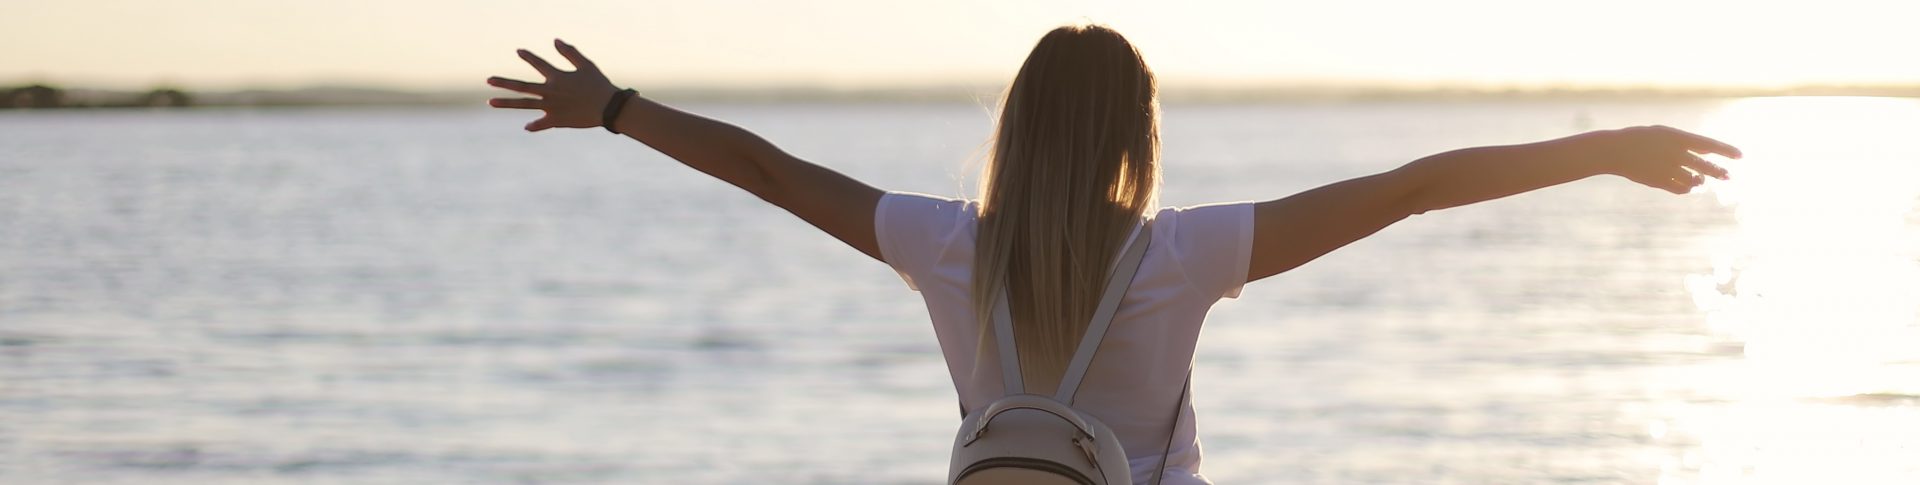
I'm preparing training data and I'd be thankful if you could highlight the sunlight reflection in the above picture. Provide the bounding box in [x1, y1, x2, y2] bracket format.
[1660, 97, 1920, 484]
[1690, 96, 1920, 398]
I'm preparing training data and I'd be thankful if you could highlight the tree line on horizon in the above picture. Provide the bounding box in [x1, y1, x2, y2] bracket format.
[2, 84, 192, 109]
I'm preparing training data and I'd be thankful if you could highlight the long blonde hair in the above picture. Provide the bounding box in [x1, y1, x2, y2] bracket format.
[973, 23, 1161, 393]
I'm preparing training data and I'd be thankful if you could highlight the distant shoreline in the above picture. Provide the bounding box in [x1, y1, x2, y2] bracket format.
[7, 83, 1920, 109]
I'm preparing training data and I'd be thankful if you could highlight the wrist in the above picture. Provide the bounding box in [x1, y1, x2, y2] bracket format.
[601, 87, 637, 134]
[1553, 130, 1620, 178]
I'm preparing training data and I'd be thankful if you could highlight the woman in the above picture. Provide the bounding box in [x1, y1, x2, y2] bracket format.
[486, 24, 1738, 484]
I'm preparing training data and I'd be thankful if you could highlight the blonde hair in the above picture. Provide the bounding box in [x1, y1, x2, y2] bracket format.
[973, 23, 1161, 393]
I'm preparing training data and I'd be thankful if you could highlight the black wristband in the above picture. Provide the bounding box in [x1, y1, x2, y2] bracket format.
[601, 88, 637, 134]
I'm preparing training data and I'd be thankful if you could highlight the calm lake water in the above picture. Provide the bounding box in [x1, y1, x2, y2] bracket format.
[2, 99, 1917, 484]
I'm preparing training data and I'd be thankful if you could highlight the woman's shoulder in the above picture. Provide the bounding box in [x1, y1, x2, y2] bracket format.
[880, 191, 979, 216]
[878, 191, 980, 234]
[876, 191, 979, 247]
[1150, 201, 1256, 230]
[1149, 201, 1259, 300]
[874, 192, 981, 290]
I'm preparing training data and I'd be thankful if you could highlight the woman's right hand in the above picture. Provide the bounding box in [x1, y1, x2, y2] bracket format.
[485, 39, 620, 132]
[1573, 125, 1742, 194]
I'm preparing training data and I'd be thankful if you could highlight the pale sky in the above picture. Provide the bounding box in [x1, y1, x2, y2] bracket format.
[6, 0, 1919, 90]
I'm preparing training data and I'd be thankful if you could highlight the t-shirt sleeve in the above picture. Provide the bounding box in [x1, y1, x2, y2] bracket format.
[874, 192, 973, 291]
[1159, 201, 1257, 299]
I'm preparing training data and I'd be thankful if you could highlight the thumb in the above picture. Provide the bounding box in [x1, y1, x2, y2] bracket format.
[525, 117, 557, 132]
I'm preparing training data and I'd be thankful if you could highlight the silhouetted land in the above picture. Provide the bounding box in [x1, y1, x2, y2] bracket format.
[4, 85, 191, 109]
[7, 82, 1920, 109]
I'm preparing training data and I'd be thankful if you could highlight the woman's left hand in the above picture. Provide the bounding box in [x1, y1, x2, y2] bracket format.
[486, 39, 619, 132]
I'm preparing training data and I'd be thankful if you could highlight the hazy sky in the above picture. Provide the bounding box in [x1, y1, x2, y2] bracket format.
[6, 0, 1919, 90]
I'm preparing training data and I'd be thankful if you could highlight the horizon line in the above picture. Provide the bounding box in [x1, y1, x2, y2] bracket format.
[15, 76, 1920, 93]
[9, 81, 1920, 108]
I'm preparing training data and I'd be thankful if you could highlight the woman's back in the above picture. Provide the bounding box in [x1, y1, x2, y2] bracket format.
[877, 191, 1255, 484]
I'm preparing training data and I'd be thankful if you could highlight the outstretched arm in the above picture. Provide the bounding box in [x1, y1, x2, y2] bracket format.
[485, 39, 884, 261]
[1247, 126, 1741, 282]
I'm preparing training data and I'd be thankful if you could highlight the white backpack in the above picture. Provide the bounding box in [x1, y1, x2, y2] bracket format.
[948, 223, 1189, 485]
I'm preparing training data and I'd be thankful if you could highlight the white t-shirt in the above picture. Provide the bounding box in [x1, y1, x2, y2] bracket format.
[874, 191, 1256, 485]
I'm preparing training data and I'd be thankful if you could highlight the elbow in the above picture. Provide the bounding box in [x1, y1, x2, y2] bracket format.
[1396, 184, 1431, 216]
[1405, 193, 1440, 216]
[740, 162, 785, 203]
[1388, 166, 1437, 217]
[739, 150, 797, 205]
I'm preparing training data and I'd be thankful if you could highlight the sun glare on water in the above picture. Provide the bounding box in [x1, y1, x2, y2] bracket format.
[1690, 97, 1920, 398]
[1657, 97, 1920, 484]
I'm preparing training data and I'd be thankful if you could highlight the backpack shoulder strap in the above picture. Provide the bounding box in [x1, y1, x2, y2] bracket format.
[1150, 370, 1191, 485]
[1054, 221, 1152, 404]
[989, 220, 1153, 399]
[989, 283, 1023, 395]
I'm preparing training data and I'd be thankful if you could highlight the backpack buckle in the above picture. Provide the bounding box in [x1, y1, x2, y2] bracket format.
[1073, 433, 1099, 466]
[961, 429, 982, 446]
